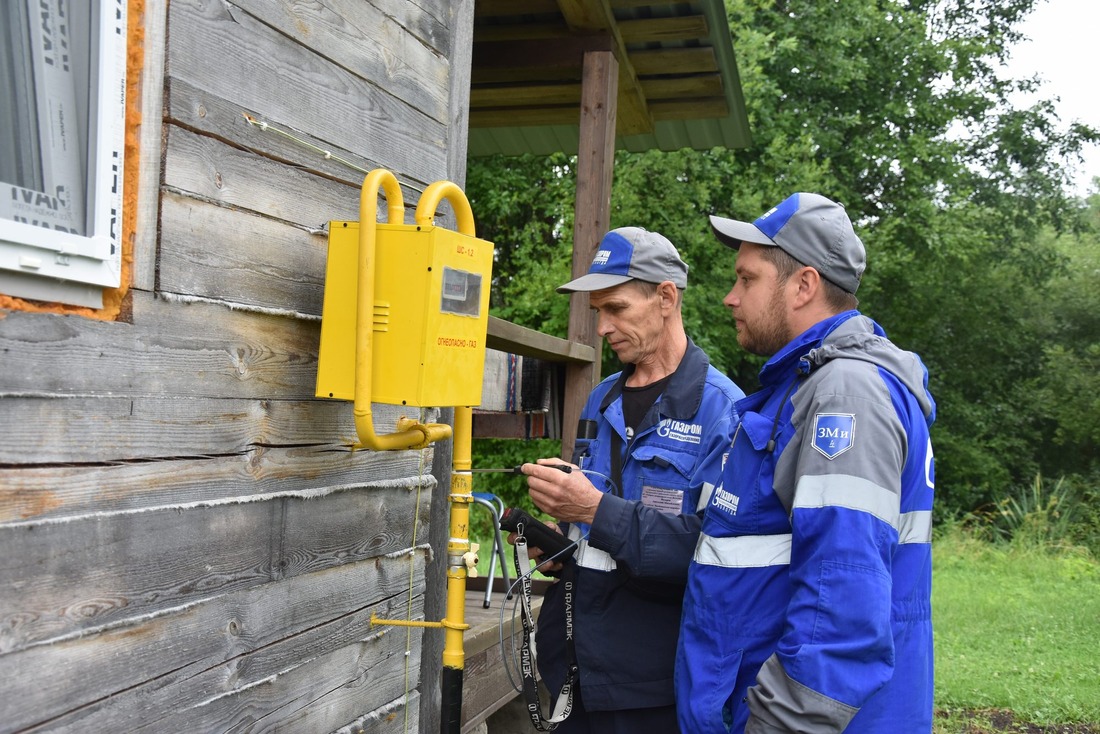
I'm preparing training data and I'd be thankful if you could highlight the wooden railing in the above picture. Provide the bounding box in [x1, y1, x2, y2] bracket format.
[477, 317, 598, 456]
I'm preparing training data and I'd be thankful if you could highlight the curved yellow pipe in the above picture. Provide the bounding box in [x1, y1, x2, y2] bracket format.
[417, 180, 478, 678]
[415, 180, 476, 234]
[353, 169, 452, 450]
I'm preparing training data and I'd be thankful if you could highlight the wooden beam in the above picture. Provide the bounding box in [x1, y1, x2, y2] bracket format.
[477, 0, 558, 16]
[472, 76, 728, 109]
[486, 316, 596, 364]
[472, 35, 612, 73]
[555, 0, 652, 136]
[473, 21, 572, 44]
[641, 74, 724, 100]
[471, 411, 550, 439]
[471, 82, 582, 108]
[470, 98, 728, 127]
[469, 106, 579, 127]
[618, 15, 709, 45]
[631, 46, 719, 76]
[562, 48, 617, 458]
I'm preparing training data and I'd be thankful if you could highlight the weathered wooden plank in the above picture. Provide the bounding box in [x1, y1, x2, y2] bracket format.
[334, 690, 421, 734]
[163, 78, 452, 217]
[3, 554, 426, 732]
[0, 290, 320, 399]
[163, 124, 362, 228]
[157, 190, 328, 314]
[0, 440, 437, 523]
[378, 0, 449, 44]
[227, 0, 450, 123]
[171, 623, 420, 733]
[461, 593, 544, 731]
[0, 484, 434, 652]
[0, 396, 372, 465]
[160, 84, 465, 259]
[167, 0, 447, 185]
[445, 0, 475, 190]
[166, 77, 392, 191]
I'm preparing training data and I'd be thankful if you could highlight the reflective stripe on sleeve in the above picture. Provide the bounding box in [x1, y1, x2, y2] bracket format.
[898, 510, 932, 544]
[568, 524, 617, 571]
[793, 474, 900, 529]
[693, 532, 792, 568]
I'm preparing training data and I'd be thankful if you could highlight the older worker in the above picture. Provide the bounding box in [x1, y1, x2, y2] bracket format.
[520, 226, 744, 733]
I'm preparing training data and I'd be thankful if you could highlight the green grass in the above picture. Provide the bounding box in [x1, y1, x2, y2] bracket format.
[471, 520, 1100, 731]
[933, 526, 1100, 728]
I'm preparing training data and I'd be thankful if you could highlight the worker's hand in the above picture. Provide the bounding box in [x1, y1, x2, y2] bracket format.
[505, 521, 566, 575]
[522, 458, 603, 525]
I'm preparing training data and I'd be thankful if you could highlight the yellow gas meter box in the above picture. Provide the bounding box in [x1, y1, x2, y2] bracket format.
[315, 220, 494, 408]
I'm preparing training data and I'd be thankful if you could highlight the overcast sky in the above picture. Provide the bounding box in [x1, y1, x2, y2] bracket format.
[1002, 0, 1099, 196]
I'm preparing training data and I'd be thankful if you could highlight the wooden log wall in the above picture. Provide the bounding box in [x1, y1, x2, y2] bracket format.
[0, 0, 474, 731]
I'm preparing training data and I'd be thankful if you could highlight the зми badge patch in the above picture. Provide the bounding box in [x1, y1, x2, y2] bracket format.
[812, 413, 855, 459]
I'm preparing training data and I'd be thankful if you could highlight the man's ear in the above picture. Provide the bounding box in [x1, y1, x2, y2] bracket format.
[791, 266, 821, 309]
[656, 281, 680, 310]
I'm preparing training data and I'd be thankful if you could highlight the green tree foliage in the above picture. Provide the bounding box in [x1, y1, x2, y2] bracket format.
[466, 153, 576, 335]
[465, 0, 1099, 519]
[1030, 196, 1100, 477]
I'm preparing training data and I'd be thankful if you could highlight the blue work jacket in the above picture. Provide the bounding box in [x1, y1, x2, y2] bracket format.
[536, 338, 743, 712]
[676, 312, 937, 733]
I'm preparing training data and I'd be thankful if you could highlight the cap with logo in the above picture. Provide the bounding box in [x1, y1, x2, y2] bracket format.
[709, 193, 866, 294]
[556, 226, 689, 293]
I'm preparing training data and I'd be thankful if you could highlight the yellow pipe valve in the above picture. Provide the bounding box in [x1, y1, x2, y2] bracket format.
[462, 542, 480, 578]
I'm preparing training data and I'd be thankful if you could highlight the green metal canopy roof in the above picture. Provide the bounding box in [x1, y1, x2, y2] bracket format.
[467, 0, 752, 157]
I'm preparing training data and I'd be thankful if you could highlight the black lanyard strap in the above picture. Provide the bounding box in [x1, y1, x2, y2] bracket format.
[514, 532, 578, 730]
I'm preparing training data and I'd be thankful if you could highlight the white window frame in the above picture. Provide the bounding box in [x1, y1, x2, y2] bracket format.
[0, 0, 127, 309]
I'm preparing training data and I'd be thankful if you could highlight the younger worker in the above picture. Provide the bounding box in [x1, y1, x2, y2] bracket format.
[521, 226, 744, 733]
[676, 193, 937, 733]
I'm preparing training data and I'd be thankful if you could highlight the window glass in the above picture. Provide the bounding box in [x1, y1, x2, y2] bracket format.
[440, 267, 483, 317]
[0, 0, 126, 308]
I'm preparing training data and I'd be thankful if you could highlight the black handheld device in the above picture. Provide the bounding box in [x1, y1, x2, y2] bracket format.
[499, 507, 575, 561]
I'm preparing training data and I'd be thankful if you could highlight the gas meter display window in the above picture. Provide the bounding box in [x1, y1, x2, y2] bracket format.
[441, 267, 482, 317]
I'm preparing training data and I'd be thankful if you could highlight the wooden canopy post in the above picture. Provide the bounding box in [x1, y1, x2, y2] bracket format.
[561, 48, 618, 459]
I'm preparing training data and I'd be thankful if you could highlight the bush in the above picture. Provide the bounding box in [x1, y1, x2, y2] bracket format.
[993, 475, 1076, 549]
[969, 474, 1099, 558]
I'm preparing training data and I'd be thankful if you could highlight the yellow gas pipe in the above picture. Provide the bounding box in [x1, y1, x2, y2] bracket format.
[353, 168, 453, 451]
[362, 175, 481, 734]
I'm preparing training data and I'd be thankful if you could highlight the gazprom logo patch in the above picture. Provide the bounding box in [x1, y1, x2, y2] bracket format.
[592, 249, 611, 266]
[656, 418, 702, 444]
[812, 413, 855, 459]
[711, 485, 739, 515]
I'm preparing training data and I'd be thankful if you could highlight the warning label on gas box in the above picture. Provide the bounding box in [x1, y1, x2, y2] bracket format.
[436, 336, 478, 348]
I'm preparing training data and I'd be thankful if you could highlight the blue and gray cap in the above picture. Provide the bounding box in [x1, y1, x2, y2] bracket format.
[709, 193, 866, 294]
[556, 226, 688, 293]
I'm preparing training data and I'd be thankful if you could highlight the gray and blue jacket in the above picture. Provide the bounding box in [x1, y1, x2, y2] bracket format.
[536, 338, 743, 712]
[676, 311, 936, 733]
